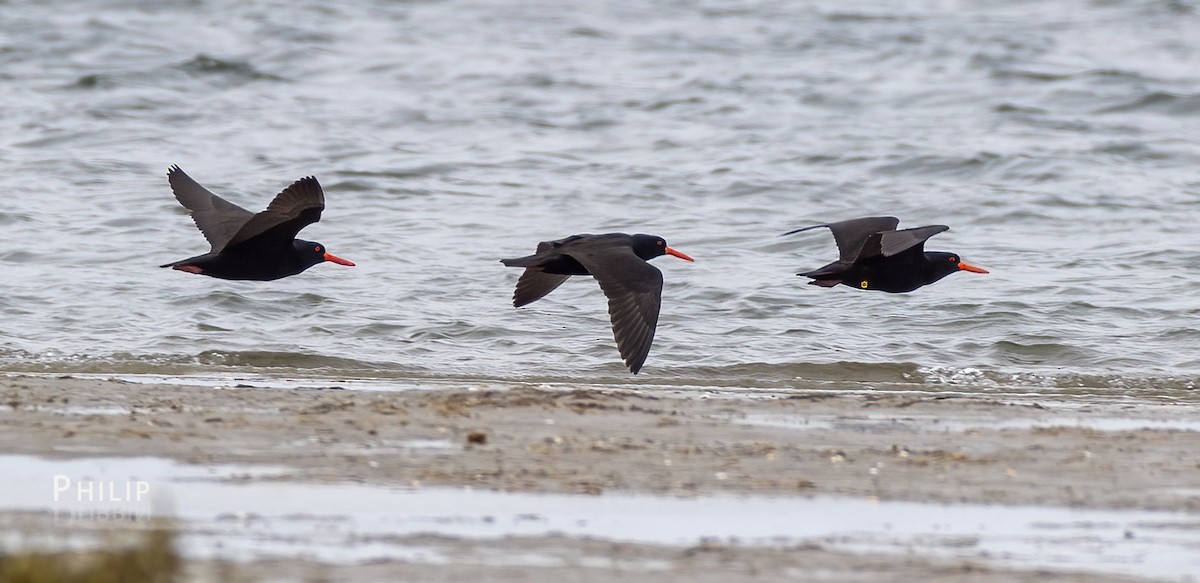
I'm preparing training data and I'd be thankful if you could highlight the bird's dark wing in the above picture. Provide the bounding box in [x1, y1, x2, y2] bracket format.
[878, 225, 949, 257]
[500, 234, 594, 267]
[784, 216, 900, 263]
[223, 176, 326, 251]
[568, 245, 663, 374]
[540, 234, 593, 253]
[512, 270, 571, 307]
[168, 165, 255, 253]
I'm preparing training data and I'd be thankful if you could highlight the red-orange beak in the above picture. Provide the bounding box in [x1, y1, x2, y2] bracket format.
[324, 252, 355, 266]
[665, 246, 694, 262]
[958, 261, 988, 274]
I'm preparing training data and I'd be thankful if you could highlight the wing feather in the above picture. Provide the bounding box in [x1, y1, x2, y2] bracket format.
[879, 225, 949, 257]
[784, 216, 899, 262]
[568, 246, 663, 374]
[513, 269, 571, 307]
[167, 165, 254, 253]
[224, 176, 325, 250]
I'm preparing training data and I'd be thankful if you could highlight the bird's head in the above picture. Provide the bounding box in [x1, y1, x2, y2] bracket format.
[631, 234, 694, 263]
[294, 240, 356, 268]
[925, 252, 988, 282]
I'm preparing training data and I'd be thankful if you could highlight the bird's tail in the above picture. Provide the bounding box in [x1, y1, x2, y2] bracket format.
[798, 260, 851, 279]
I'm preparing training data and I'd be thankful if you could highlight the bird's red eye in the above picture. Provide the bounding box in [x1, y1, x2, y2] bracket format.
[658, 240, 665, 246]
[949, 257, 956, 262]
[315, 246, 322, 253]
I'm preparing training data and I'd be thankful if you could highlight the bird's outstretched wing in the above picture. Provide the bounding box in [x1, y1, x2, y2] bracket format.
[568, 246, 663, 374]
[877, 225, 949, 257]
[512, 270, 571, 307]
[224, 176, 326, 251]
[784, 216, 900, 262]
[503, 236, 590, 306]
[168, 165, 255, 253]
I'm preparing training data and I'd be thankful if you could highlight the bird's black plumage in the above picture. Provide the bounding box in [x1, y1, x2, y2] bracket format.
[785, 216, 987, 293]
[501, 233, 694, 374]
[160, 166, 354, 281]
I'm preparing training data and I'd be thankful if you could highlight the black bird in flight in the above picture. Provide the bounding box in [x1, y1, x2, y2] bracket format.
[160, 166, 354, 280]
[501, 233, 694, 374]
[784, 216, 987, 293]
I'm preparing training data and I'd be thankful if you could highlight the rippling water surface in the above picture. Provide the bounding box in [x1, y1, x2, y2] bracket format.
[1, 0, 1198, 389]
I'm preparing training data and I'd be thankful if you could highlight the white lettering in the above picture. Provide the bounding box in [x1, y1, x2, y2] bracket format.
[52, 475, 71, 502]
[106, 480, 121, 502]
[77, 480, 94, 502]
[54, 477, 153, 507]
[76, 477, 93, 501]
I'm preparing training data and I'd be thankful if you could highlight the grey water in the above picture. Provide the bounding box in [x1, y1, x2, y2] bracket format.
[1, 0, 1198, 389]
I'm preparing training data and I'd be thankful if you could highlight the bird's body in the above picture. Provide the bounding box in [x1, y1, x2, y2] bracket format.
[501, 233, 694, 374]
[164, 238, 340, 281]
[786, 216, 987, 293]
[160, 166, 354, 281]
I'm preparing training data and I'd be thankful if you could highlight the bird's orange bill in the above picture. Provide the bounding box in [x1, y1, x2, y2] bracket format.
[324, 252, 356, 266]
[665, 246, 695, 262]
[958, 261, 988, 274]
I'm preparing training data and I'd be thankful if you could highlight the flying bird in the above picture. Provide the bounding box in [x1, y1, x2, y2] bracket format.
[784, 216, 987, 293]
[501, 233, 694, 374]
[160, 165, 354, 280]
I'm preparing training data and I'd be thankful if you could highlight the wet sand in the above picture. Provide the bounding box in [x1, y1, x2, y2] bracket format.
[2, 373, 1198, 581]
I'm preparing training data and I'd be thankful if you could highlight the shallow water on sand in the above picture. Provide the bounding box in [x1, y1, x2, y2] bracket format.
[0, 0, 1198, 388]
[5, 454, 1200, 579]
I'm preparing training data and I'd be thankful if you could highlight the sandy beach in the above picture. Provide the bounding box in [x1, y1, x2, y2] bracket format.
[3, 373, 1198, 581]
[4, 0, 1200, 580]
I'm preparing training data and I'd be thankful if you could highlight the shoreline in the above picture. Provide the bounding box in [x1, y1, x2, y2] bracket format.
[2, 373, 1198, 581]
